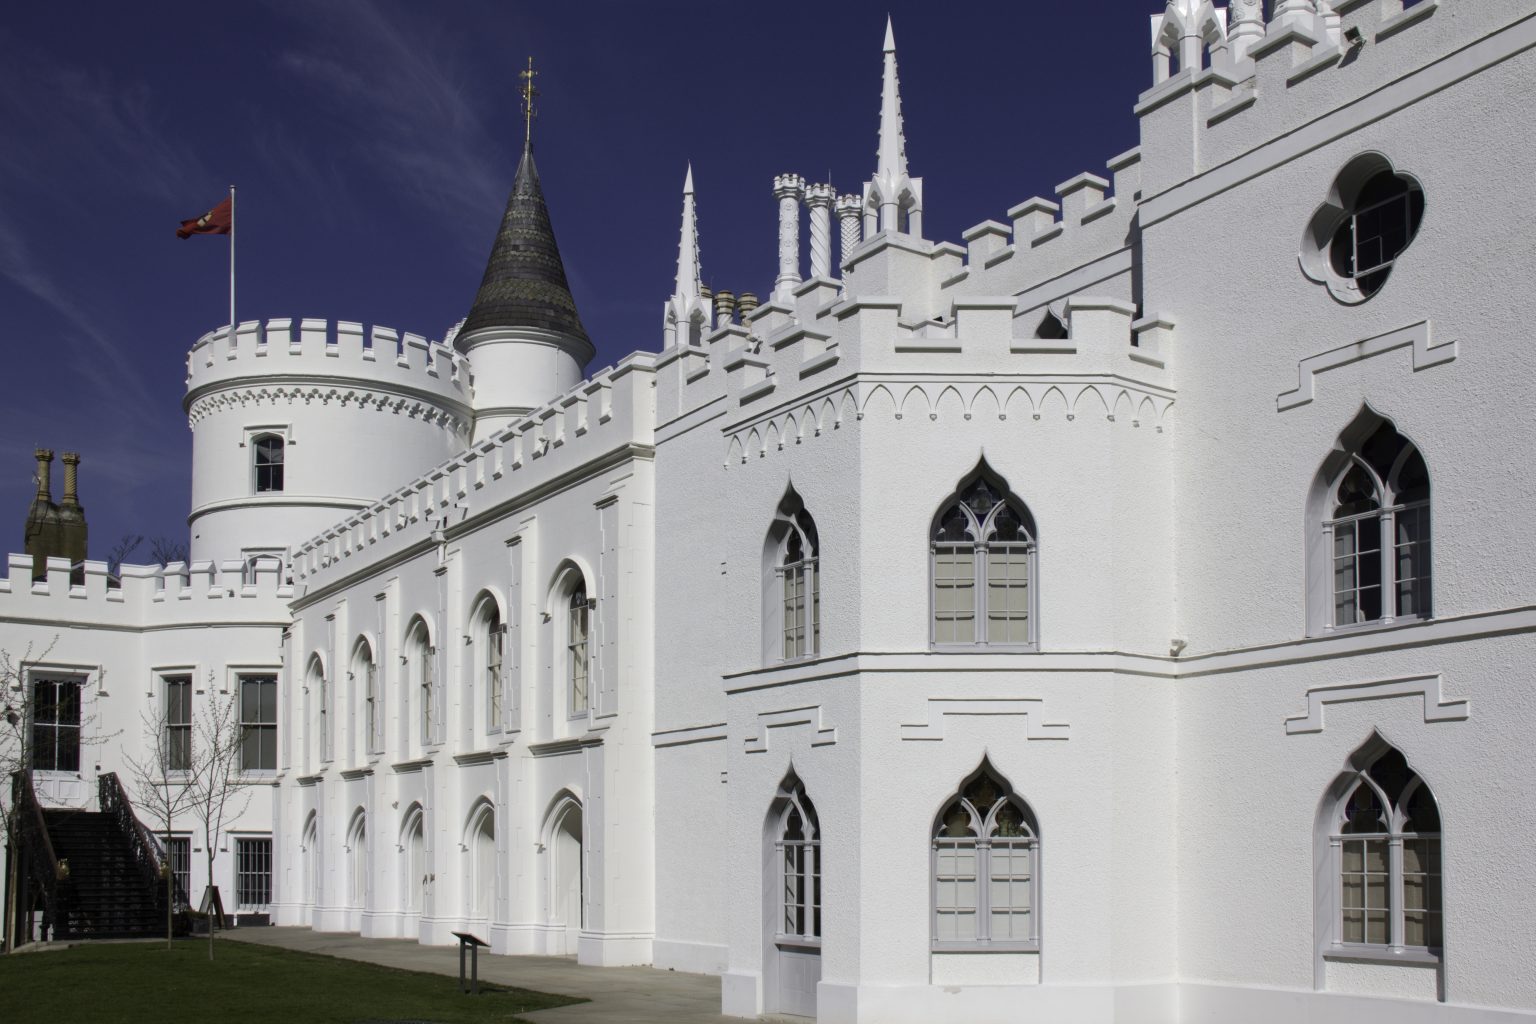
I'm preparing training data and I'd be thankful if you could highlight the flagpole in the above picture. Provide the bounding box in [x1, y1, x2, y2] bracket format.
[229, 185, 237, 332]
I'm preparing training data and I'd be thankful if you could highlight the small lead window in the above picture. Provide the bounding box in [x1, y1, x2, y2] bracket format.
[253, 434, 285, 492]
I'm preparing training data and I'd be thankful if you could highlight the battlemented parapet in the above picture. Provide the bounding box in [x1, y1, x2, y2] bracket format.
[0, 553, 292, 630]
[655, 228, 1175, 445]
[183, 318, 475, 564]
[942, 148, 1142, 310]
[1133, 0, 1477, 201]
[184, 318, 472, 424]
[289, 351, 657, 592]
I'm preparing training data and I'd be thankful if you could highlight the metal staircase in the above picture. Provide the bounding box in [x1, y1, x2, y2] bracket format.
[8, 771, 182, 943]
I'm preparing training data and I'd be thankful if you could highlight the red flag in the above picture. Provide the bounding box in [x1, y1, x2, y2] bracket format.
[176, 196, 233, 238]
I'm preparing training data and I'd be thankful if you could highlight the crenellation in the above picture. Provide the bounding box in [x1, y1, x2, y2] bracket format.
[0, 548, 290, 626]
[184, 316, 472, 428]
[1054, 173, 1112, 227]
[336, 320, 364, 359]
[1107, 147, 1142, 202]
[71, 559, 111, 600]
[1008, 198, 1060, 243]
[791, 277, 841, 327]
[288, 354, 656, 588]
[1136, 0, 1457, 203]
[962, 221, 1010, 265]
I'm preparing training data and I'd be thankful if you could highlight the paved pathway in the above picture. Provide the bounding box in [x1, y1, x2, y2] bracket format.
[221, 927, 736, 1024]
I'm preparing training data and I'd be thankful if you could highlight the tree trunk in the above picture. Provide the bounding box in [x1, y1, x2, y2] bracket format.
[206, 849, 216, 961]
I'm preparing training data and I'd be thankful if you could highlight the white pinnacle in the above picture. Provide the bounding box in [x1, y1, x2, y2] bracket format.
[871, 15, 915, 233]
[876, 16, 908, 189]
[676, 163, 700, 300]
[668, 162, 706, 342]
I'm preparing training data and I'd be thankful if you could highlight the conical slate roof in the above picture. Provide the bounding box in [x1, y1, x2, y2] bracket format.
[458, 142, 589, 347]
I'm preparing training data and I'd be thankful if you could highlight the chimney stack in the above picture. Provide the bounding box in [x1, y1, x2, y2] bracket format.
[714, 289, 737, 327]
[61, 451, 80, 507]
[55, 451, 87, 566]
[33, 448, 53, 500]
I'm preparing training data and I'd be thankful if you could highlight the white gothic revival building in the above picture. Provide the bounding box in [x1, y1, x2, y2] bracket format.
[4, 3, 1536, 1021]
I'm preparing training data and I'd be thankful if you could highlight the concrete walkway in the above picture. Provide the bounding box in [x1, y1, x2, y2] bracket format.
[221, 927, 736, 1024]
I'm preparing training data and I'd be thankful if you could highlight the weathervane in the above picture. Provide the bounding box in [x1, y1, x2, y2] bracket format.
[520, 56, 539, 145]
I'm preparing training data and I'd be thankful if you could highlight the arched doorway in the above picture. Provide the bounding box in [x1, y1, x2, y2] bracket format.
[765, 774, 820, 1018]
[544, 795, 583, 955]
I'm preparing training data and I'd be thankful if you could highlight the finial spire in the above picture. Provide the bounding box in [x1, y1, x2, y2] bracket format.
[676, 162, 701, 300]
[666, 163, 706, 345]
[876, 18, 908, 188]
[865, 16, 921, 235]
[519, 56, 539, 146]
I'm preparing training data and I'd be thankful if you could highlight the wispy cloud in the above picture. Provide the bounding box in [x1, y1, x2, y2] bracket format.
[0, 211, 157, 415]
[267, 0, 506, 251]
[0, 31, 206, 204]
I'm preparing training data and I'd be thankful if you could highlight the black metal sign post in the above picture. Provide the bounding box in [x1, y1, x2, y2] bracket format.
[451, 931, 489, 994]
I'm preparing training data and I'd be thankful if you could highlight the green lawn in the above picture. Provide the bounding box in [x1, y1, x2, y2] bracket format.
[0, 938, 584, 1023]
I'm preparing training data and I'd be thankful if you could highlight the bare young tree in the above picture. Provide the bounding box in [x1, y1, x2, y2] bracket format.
[147, 537, 189, 567]
[105, 535, 144, 576]
[123, 681, 198, 950]
[184, 677, 250, 961]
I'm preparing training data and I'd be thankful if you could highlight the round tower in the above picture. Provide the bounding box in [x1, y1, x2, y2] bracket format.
[455, 136, 594, 443]
[183, 318, 472, 565]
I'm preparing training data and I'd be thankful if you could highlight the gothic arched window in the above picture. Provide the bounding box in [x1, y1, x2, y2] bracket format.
[567, 585, 590, 717]
[351, 638, 380, 758]
[1326, 744, 1442, 953]
[769, 507, 820, 662]
[406, 616, 437, 747]
[774, 781, 821, 944]
[933, 763, 1039, 950]
[1323, 419, 1430, 630]
[471, 594, 505, 731]
[932, 471, 1036, 647]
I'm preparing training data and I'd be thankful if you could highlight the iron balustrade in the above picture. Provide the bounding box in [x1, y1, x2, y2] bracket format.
[97, 772, 184, 906]
[10, 771, 63, 940]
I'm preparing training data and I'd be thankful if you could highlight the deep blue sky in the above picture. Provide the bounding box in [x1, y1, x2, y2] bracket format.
[0, 1, 1153, 562]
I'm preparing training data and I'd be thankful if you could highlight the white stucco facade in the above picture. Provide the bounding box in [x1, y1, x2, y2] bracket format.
[5, 2, 1536, 1021]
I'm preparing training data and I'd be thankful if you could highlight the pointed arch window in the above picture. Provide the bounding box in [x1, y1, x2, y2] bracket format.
[1323, 420, 1430, 630]
[933, 764, 1039, 950]
[352, 639, 380, 757]
[307, 656, 331, 764]
[568, 585, 590, 718]
[776, 510, 819, 661]
[406, 618, 437, 747]
[932, 472, 1037, 647]
[488, 612, 506, 728]
[1326, 745, 1442, 955]
[471, 594, 505, 732]
[774, 782, 821, 945]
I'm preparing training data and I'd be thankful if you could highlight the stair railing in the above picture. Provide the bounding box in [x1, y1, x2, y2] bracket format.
[10, 771, 62, 939]
[97, 773, 171, 898]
